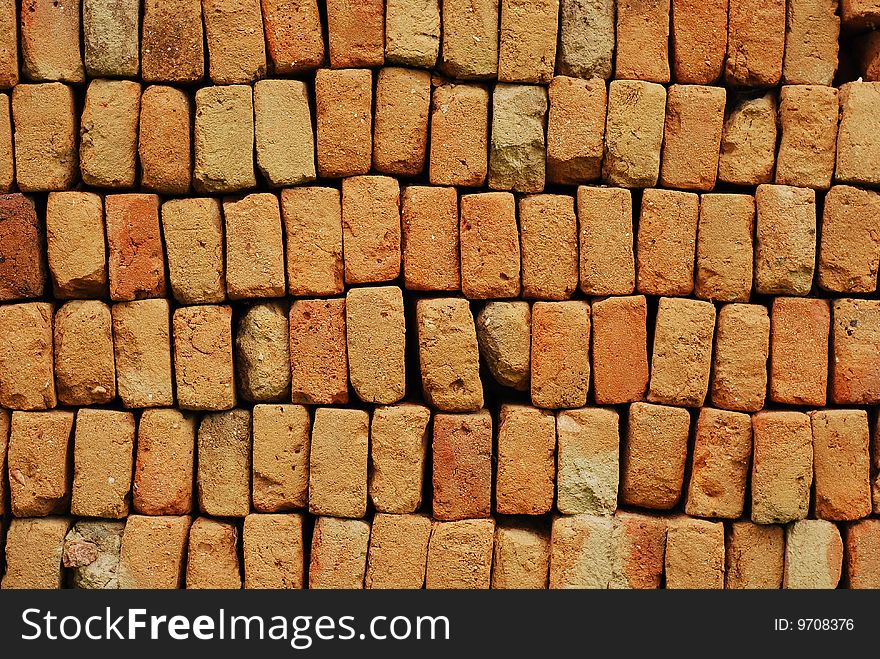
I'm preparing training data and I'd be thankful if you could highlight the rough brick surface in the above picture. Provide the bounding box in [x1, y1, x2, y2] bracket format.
[665, 517, 725, 589]
[836, 82, 880, 187]
[0, 302, 56, 410]
[202, 0, 266, 84]
[54, 300, 115, 406]
[342, 176, 401, 284]
[80, 79, 140, 188]
[281, 188, 344, 297]
[498, 0, 558, 83]
[492, 520, 550, 589]
[373, 68, 430, 177]
[326, 0, 384, 69]
[592, 295, 649, 404]
[556, 407, 619, 516]
[401, 185, 460, 291]
[841, 0, 880, 28]
[476, 301, 531, 391]
[185, 518, 241, 589]
[118, 515, 191, 589]
[615, 0, 671, 82]
[261, 0, 324, 75]
[846, 519, 880, 588]
[197, 409, 251, 517]
[783, 0, 840, 85]
[495, 405, 555, 515]
[71, 409, 135, 519]
[725, 0, 785, 86]
[252, 404, 309, 512]
[711, 304, 770, 413]
[440, 0, 498, 79]
[636, 189, 699, 296]
[12, 83, 78, 191]
[1, 518, 70, 589]
[133, 408, 195, 515]
[660, 85, 725, 191]
[831, 298, 880, 404]
[346, 286, 406, 404]
[83, 0, 139, 78]
[45, 192, 106, 299]
[726, 521, 784, 589]
[819, 186, 880, 293]
[223, 193, 286, 299]
[161, 198, 224, 304]
[0, 409, 8, 514]
[460, 192, 521, 299]
[810, 409, 871, 521]
[369, 404, 430, 514]
[426, 518, 495, 589]
[63, 520, 124, 589]
[112, 299, 174, 408]
[20, 0, 84, 82]
[557, 0, 615, 80]
[194, 85, 256, 193]
[751, 411, 813, 524]
[105, 194, 166, 301]
[289, 298, 349, 405]
[309, 516, 370, 589]
[695, 194, 755, 302]
[315, 68, 372, 178]
[365, 513, 432, 589]
[173, 305, 235, 410]
[671, 0, 728, 84]
[770, 297, 830, 406]
[489, 84, 547, 193]
[755, 185, 817, 295]
[603, 81, 666, 188]
[141, 0, 204, 83]
[578, 186, 635, 296]
[385, 0, 440, 68]
[0, 0, 17, 88]
[550, 514, 613, 589]
[531, 301, 591, 409]
[0, 194, 46, 301]
[718, 93, 778, 186]
[609, 512, 667, 589]
[8, 410, 73, 516]
[254, 79, 316, 187]
[776, 85, 839, 190]
[433, 411, 492, 520]
[784, 519, 843, 589]
[429, 83, 489, 187]
[308, 408, 369, 519]
[547, 76, 606, 184]
[236, 302, 291, 402]
[139, 86, 192, 194]
[242, 513, 304, 589]
[519, 194, 578, 300]
[0, 93, 11, 190]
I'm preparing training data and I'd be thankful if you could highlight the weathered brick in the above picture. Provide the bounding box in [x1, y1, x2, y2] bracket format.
[660, 85, 725, 190]
[557, 0, 614, 79]
[385, 0, 440, 68]
[591, 296, 648, 404]
[342, 175, 401, 284]
[492, 520, 550, 589]
[811, 410, 871, 521]
[498, 0, 558, 83]
[45, 192, 106, 299]
[141, 0, 204, 83]
[751, 411, 813, 524]
[252, 404, 309, 512]
[197, 409, 251, 517]
[531, 301, 590, 409]
[836, 82, 880, 187]
[549, 514, 613, 589]
[489, 84, 547, 193]
[0, 93, 11, 190]
[54, 300, 115, 406]
[346, 286, 405, 404]
[426, 518, 495, 589]
[460, 192, 521, 299]
[776, 85, 839, 190]
[71, 409, 135, 519]
[289, 298, 349, 405]
[846, 519, 880, 588]
[856, 31, 880, 80]
[236, 303, 290, 402]
[308, 408, 368, 518]
[476, 301, 531, 391]
[0, 0, 17, 88]
[440, 0, 498, 78]
[315, 68, 372, 178]
[0, 303, 56, 410]
[670, 0, 727, 83]
[203, 0, 266, 83]
[63, 520, 125, 589]
[695, 194, 755, 302]
[725, 0, 785, 86]
[173, 305, 235, 411]
[636, 189, 699, 296]
[80, 79, 140, 188]
[603, 81, 666, 188]
[718, 92, 778, 186]
[139, 85, 192, 194]
[326, 0, 383, 68]
[615, 0, 670, 82]
[520, 194, 578, 300]
[12, 83, 77, 191]
[784, 519, 843, 589]
[369, 404, 430, 513]
[223, 193, 286, 299]
[433, 411, 492, 520]
[725, 521, 784, 589]
[185, 518, 241, 589]
[194, 85, 256, 193]
[711, 304, 770, 412]
[105, 194, 166, 301]
[770, 297, 829, 406]
[261, 0, 324, 74]
[83, 0, 139, 77]
[819, 186, 880, 293]
[578, 187, 635, 295]
[112, 299, 174, 408]
[401, 185, 460, 291]
[309, 517, 370, 589]
[118, 515, 191, 589]
[281, 188, 344, 297]
[874, 416, 880, 514]
[842, 0, 880, 28]
[755, 185, 817, 295]
[8, 411, 73, 516]
[609, 511, 667, 589]
[133, 408, 195, 515]
[665, 517, 725, 589]
[831, 298, 880, 404]
[429, 83, 489, 187]
[254, 79, 315, 187]
[0, 409, 8, 514]
[373, 68, 430, 177]
[495, 405, 555, 515]
[1, 518, 70, 589]
[546, 76, 606, 184]
[161, 198, 225, 304]
[20, 0, 84, 82]
[365, 513, 432, 589]
[0, 194, 45, 300]
[783, 0, 840, 85]
[242, 513, 304, 588]
[556, 407, 619, 516]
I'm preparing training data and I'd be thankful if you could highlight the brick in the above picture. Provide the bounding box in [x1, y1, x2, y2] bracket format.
[670, 0, 727, 83]
[173, 305, 235, 410]
[810, 410, 871, 521]
[621, 403, 690, 510]
[831, 299, 880, 404]
[776, 85, 839, 190]
[70, 409, 134, 519]
[842, 0, 880, 28]
[718, 93, 778, 186]
[615, 0, 670, 82]
[369, 404, 429, 514]
[546, 78, 605, 186]
[197, 409, 251, 517]
[592, 297, 648, 404]
[426, 518, 495, 589]
[492, 520, 550, 589]
[531, 301, 590, 409]
[342, 176, 401, 284]
[609, 511, 667, 589]
[242, 513, 304, 588]
[603, 81, 666, 188]
[665, 517, 725, 589]
[784, 520, 843, 589]
[45, 192, 106, 299]
[770, 297, 829, 406]
[12, 83, 77, 192]
[874, 416, 880, 514]
[660, 85, 725, 191]
[489, 85, 547, 193]
[326, 0, 383, 68]
[118, 515, 191, 589]
[475, 302, 531, 391]
[0, 0, 16, 88]
[223, 193, 286, 299]
[429, 83, 489, 187]
[755, 185, 817, 295]
[20, 0, 84, 82]
[83, 0, 139, 77]
[401, 185, 460, 291]
[725, 0, 785, 86]
[495, 405, 555, 515]
[289, 299, 348, 405]
[141, 0, 204, 83]
[1, 518, 69, 588]
[556, 407, 619, 515]
[194, 85, 256, 193]
[0, 303, 55, 410]
[460, 192, 521, 298]
[557, 0, 614, 79]
[837, 82, 880, 187]
[139, 86, 192, 195]
[648, 297, 716, 407]
[432, 411, 492, 520]
[846, 519, 880, 588]
[261, 0, 324, 74]
[185, 518, 241, 589]
[54, 300, 115, 406]
[520, 194, 578, 300]
[685, 408, 752, 519]
[105, 194, 166, 301]
[695, 194, 755, 302]
[236, 303, 290, 402]
[725, 521, 784, 589]
[309, 517, 370, 589]
[161, 198, 224, 304]
[498, 0, 558, 83]
[8, 411, 73, 515]
[281, 188, 344, 296]
[203, 0, 266, 84]
[819, 186, 880, 293]
[365, 513, 432, 588]
[636, 189, 699, 296]
[440, 0, 498, 78]
[346, 286, 405, 404]
[63, 520, 124, 589]
[80, 79, 140, 188]
[251, 404, 309, 512]
[0, 93, 11, 190]
[385, 0, 440, 68]
[856, 31, 880, 80]
[0, 194, 45, 300]
[783, 0, 840, 85]
[315, 69, 372, 178]
[254, 80, 315, 187]
[0, 409, 7, 514]
[711, 304, 770, 412]
[112, 300, 174, 408]
[133, 409, 195, 515]
[751, 411, 813, 523]
[549, 514, 613, 589]
[373, 67, 430, 177]
[309, 408, 368, 518]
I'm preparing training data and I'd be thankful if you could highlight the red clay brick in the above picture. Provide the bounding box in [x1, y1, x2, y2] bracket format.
[557, 0, 615, 79]
[80, 79, 140, 188]
[111, 299, 174, 408]
[811, 410, 871, 521]
[433, 411, 492, 521]
[429, 83, 489, 187]
[711, 304, 770, 413]
[185, 518, 241, 589]
[401, 185, 460, 292]
[326, 0, 384, 68]
[475, 301, 531, 391]
[0, 302, 56, 410]
[0, 194, 46, 301]
[193, 85, 256, 193]
[251, 404, 309, 512]
[202, 0, 266, 84]
[460, 192, 521, 299]
[82, 0, 139, 78]
[783, 0, 840, 85]
[242, 513, 304, 588]
[8, 410, 73, 516]
[725, 0, 785, 86]
[223, 193, 286, 299]
[0, 0, 16, 88]
[365, 513, 432, 589]
[289, 298, 349, 405]
[261, 0, 324, 74]
[346, 286, 405, 404]
[498, 0, 558, 83]
[819, 185, 880, 293]
[831, 298, 880, 404]
[519, 194, 578, 300]
[660, 85, 725, 191]
[578, 186, 635, 296]
[71, 409, 135, 519]
[770, 297, 829, 406]
[20, 0, 84, 82]
[373, 67, 430, 177]
[254, 80, 316, 187]
[784, 519, 843, 589]
[591, 295, 649, 404]
[161, 198, 225, 305]
[440, 0, 499, 79]
[45, 192, 107, 299]
[549, 514, 613, 589]
[139, 86, 192, 195]
[609, 512, 667, 589]
[636, 189, 699, 296]
[315, 68, 372, 178]
[236, 302, 290, 402]
[495, 405, 555, 515]
[615, 0, 671, 83]
[342, 176, 401, 284]
[385, 0, 440, 68]
[369, 403, 430, 514]
[670, 0, 728, 84]
[1, 517, 70, 589]
[118, 515, 191, 589]
[751, 411, 813, 524]
[173, 305, 235, 411]
[105, 194, 166, 301]
[836, 82, 880, 187]
[141, 0, 204, 83]
[556, 407, 619, 515]
[309, 516, 370, 589]
[491, 520, 550, 589]
[133, 408, 195, 515]
[846, 519, 880, 588]
[426, 518, 495, 589]
[197, 409, 251, 517]
[665, 517, 725, 589]
[725, 521, 784, 589]
[776, 85, 839, 190]
[603, 81, 667, 188]
[281, 187, 344, 297]
[54, 300, 115, 406]
[488, 85, 547, 193]
[718, 92, 778, 186]
[755, 185, 817, 295]
[531, 301, 591, 409]
[695, 194, 755, 302]
[308, 407, 369, 519]
[546, 76, 606, 185]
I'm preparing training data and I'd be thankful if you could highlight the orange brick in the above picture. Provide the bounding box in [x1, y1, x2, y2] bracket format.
[811, 410, 871, 521]
[54, 300, 115, 406]
[428, 83, 489, 187]
[475, 301, 531, 391]
[665, 517, 725, 589]
[426, 518, 495, 589]
[289, 298, 348, 405]
[197, 409, 251, 517]
[281, 187, 344, 297]
[0, 302, 56, 410]
[842, 0, 880, 28]
[133, 408, 195, 515]
[556, 408, 619, 515]
[193, 85, 256, 193]
[8, 410, 73, 516]
[751, 411, 813, 524]
[495, 405, 555, 515]
[185, 518, 241, 589]
[223, 193, 286, 299]
[530, 301, 590, 409]
[365, 513, 432, 589]
[254, 80, 316, 187]
[755, 185, 817, 295]
[105, 194, 166, 301]
[79, 79, 140, 188]
[660, 85, 725, 191]
[615, 0, 671, 83]
[546, 76, 606, 185]
[718, 92, 778, 186]
[725, 521, 784, 589]
[346, 286, 406, 404]
[401, 185, 460, 292]
[141, 0, 204, 83]
[783, 0, 840, 85]
[0, 409, 8, 514]
[242, 513, 304, 589]
[557, 0, 614, 79]
[261, 0, 324, 74]
[711, 304, 770, 413]
[0, 92, 11, 190]
[784, 519, 843, 589]
[670, 0, 728, 84]
[695, 193, 755, 302]
[856, 31, 880, 80]
[1, 517, 70, 589]
[309, 517, 370, 589]
[846, 519, 880, 588]
[139, 86, 192, 195]
[831, 298, 880, 404]
[326, 0, 384, 68]
[20, 0, 84, 82]
[819, 185, 880, 293]
[373, 67, 430, 177]
[315, 68, 372, 178]
[0, 0, 16, 88]
[440, 0, 499, 79]
[432, 411, 492, 521]
[45, 192, 107, 299]
[252, 404, 309, 512]
[549, 514, 613, 588]
[236, 302, 290, 402]
[308, 407, 368, 519]
[636, 189, 698, 296]
[591, 295, 649, 404]
[369, 404, 430, 514]
[173, 305, 235, 411]
[111, 299, 174, 408]
[460, 192, 520, 299]
[385, 0, 440, 68]
[491, 520, 550, 589]
[578, 186, 635, 296]
[118, 515, 191, 589]
[874, 416, 880, 514]
[519, 194, 578, 300]
[776, 85, 838, 190]
[202, 0, 266, 84]
[161, 198, 225, 305]
[725, 0, 785, 86]
[609, 511, 667, 589]
[342, 175, 401, 284]
[836, 82, 880, 187]
[0, 194, 46, 301]
[497, 0, 558, 83]
[770, 297, 829, 406]
[602, 81, 667, 188]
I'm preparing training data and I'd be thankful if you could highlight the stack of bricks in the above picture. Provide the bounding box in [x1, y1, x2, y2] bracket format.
[3, 0, 880, 591]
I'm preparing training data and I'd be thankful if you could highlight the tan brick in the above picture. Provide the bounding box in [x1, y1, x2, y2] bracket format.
[12, 83, 77, 191]
[660, 85, 725, 191]
[495, 405, 555, 515]
[223, 193, 286, 299]
[856, 30, 880, 80]
[203, 0, 266, 84]
[592, 296, 648, 404]
[549, 514, 613, 589]
[429, 83, 489, 187]
[846, 519, 880, 588]
[725, 0, 785, 86]
[194, 85, 256, 193]
[842, 0, 880, 28]
[784, 519, 843, 589]
[695, 194, 755, 302]
[755, 185, 817, 295]
[648, 297, 716, 407]
[578, 187, 635, 295]
[369, 404, 430, 514]
[173, 305, 235, 411]
[711, 304, 770, 413]
[80, 80, 140, 188]
[106, 194, 166, 301]
[281, 188, 344, 297]
[718, 92, 778, 186]
[8, 410, 73, 516]
[460, 192, 520, 299]
[819, 186, 880, 293]
[326, 0, 383, 68]
[118, 515, 191, 589]
[82, 0, 139, 78]
[0, 194, 46, 301]
[112, 299, 174, 408]
[751, 411, 813, 524]
[546, 77, 605, 185]
[874, 416, 880, 514]
[365, 513, 432, 589]
[492, 520, 550, 589]
[139, 86, 192, 195]
[603, 81, 666, 187]
[45, 192, 106, 299]
[783, 0, 840, 85]
[236, 302, 290, 402]
[242, 513, 304, 588]
[133, 409, 195, 515]
[1, 517, 70, 589]
[20, 0, 83, 82]
[54, 300, 115, 406]
[520, 194, 578, 300]
[665, 517, 725, 589]
[685, 408, 752, 519]
[725, 521, 784, 589]
[426, 518, 495, 589]
[289, 298, 349, 405]
[346, 286, 405, 404]
[489, 84, 547, 193]
[615, 0, 670, 82]
[831, 299, 880, 404]
[309, 408, 368, 518]
[309, 516, 370, 589]
[70, 409, 134, 519]
[440, 0, 498, 78]
[315, 68, 372, 178]
[776, 85, 838, 190]
[401, 185, 460, 291]
[836, 82, 880, 187]
[185, 518, 241, 589]
[342, 176, 401, 284]
[254, 80, 315, 188]
[261, 0, 324, 74]
[385, 0, 440, 68]
[0, 93, 11, 190]
[670, 0, 727, 84]
[252, 404, 309, 512]
[556, 408, 619, 516]
[557, 0, 614, 79]
[197, 409, 251, 517]
[373, 67, 430, 177]
[161, 198, 224, 304]
[770, 297, 829, 406]
[811, 410, 871, 521]
[0, 409, 8, 514]
[636, 189, 698, 296]
[0, 302, 56, 410]
[141, 0, 204, 83]
[475, 301, 531, 391]
[621, 402, 690, 510]
[0, 0, 17, 88]
[609, 511, 667, 589]
[62, 519, 125, 590]
[531, 301, 590, 409]
[498, 0, 558, 83]
[432, 411, 492, 520]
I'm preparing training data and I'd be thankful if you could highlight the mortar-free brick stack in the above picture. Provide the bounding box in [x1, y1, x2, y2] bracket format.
[1, 0, 880, 591]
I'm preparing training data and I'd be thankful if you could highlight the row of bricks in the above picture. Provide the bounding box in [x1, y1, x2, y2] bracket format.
[3, 512, 880, 589]
[0, 0, 874, 88]
[2, 77, 880, 195]
[1, 402, 879, 523]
